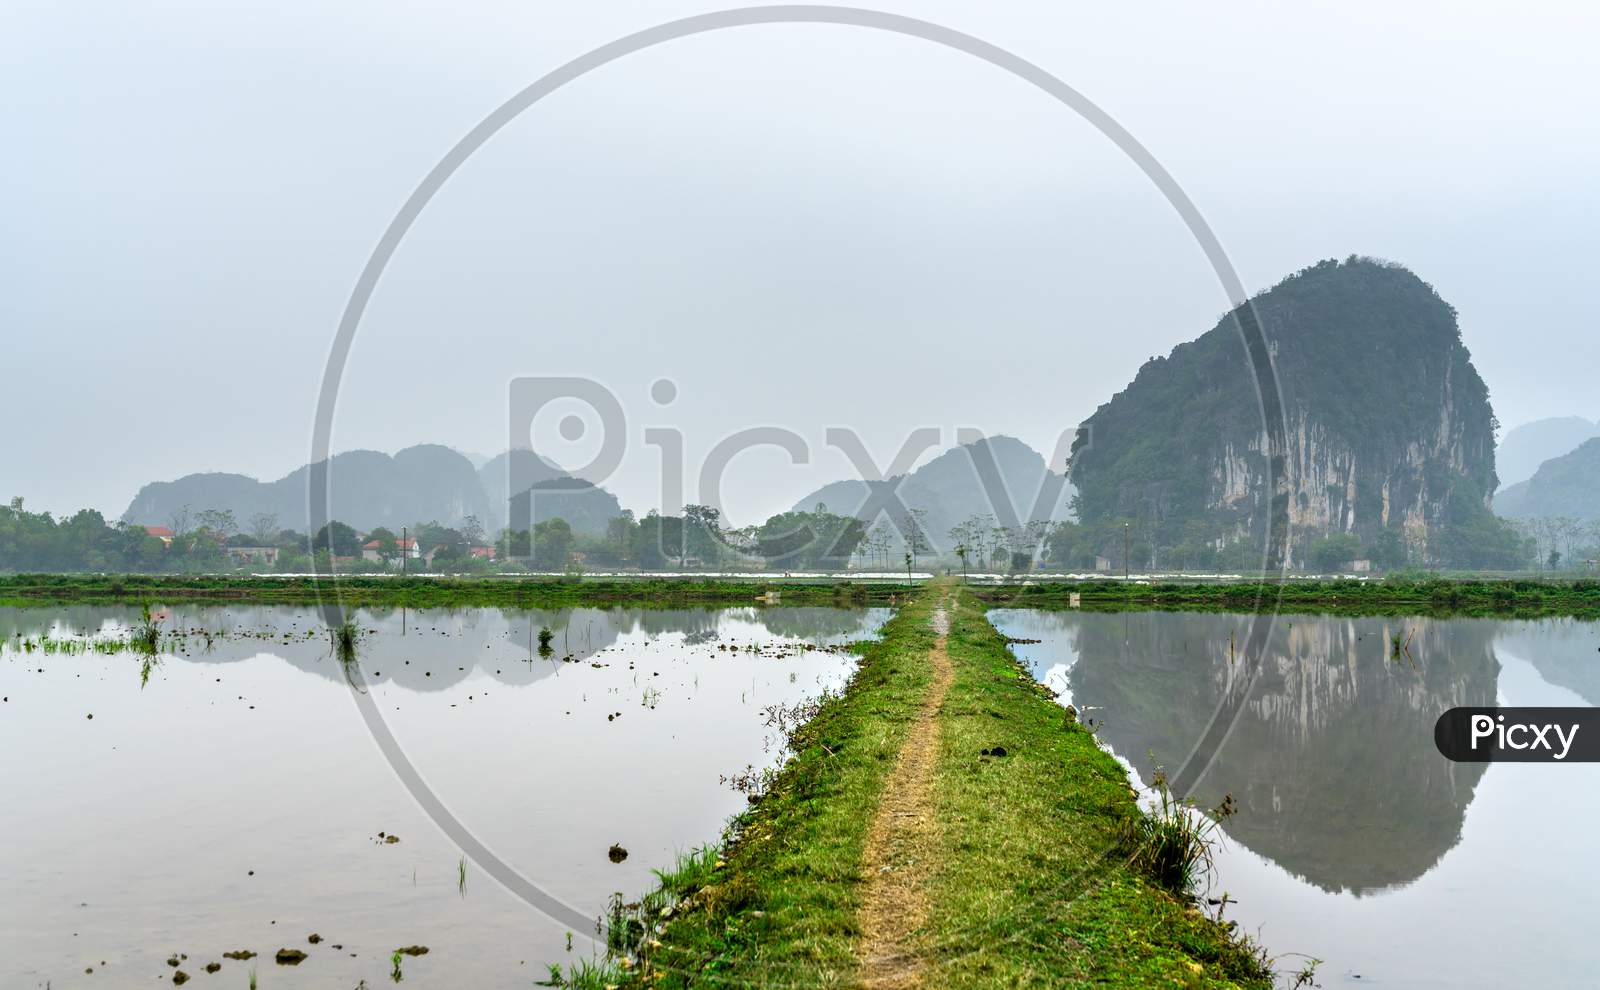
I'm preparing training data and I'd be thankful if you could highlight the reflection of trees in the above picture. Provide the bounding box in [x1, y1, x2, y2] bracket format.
[1065, 612, 1498, 894]
[747, 607, 892, 642]
[1, 605, 143, 641]
[1, 603, 887, 693]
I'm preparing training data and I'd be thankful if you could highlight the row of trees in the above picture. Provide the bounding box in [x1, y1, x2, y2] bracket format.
[572, 504, 868, 571]
[0, 498, 875, 574]
[1508, 516, 1600, 571]
[0, 498, 501, 574]
[9, 492, 1590, 576]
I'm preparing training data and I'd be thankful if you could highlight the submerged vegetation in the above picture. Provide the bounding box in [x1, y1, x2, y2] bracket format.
[133, 602, 163, 688]
[328, 617, 362, 683]
[131, 602, 162, 652]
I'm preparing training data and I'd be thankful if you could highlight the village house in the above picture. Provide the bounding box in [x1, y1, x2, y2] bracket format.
[224, 546, 279, 566]
[362, 536, 421, 563]
[143, 525, 175, 544]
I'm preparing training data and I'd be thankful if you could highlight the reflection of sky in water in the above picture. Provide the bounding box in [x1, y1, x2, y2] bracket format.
[989, 608, 1600, 989]
[0, 604, 888, 990]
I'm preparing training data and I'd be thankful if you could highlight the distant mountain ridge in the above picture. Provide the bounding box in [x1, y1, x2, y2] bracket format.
[1494, 438, 1600, 522]
[790, 435, 1074, 555]
[1495, 416, 1599, 488]
[121, 444, 621, 536]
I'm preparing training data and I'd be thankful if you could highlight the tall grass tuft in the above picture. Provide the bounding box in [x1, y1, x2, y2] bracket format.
[1119, 771, 1234, 898]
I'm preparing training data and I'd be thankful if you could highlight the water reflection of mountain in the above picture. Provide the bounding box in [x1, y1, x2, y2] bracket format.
[1063, 613, 1498, 894]
[738, 607, 894, 642]
[1494, 618, 1600, 704]
[0, 605, 886, 693]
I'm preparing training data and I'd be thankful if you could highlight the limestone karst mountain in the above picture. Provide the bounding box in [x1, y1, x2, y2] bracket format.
[1068, 257, 1520, 568]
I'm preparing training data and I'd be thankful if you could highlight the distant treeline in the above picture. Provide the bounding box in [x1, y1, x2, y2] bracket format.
[6, 494, 1591, 577]
[0, 497, 872, 574]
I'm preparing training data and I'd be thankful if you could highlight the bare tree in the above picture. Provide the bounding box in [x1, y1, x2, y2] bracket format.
[865, 522, 893, 571]
[248, 512, 279, 545]
[948, 519, 980, 580]
[166, 505, 192, 539]
[195, 508, 237, 539]
[1024, 519, 1054, 568]
[901, 508, 932, 569]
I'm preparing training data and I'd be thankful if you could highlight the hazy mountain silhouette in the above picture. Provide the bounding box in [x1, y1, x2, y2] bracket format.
[1494, 437, 1600, 522]
[791, 435, 1073, 555]
[121, 444, 620, 536]
[1496, 416, 1599, 488]
[476, 449, 623, 535]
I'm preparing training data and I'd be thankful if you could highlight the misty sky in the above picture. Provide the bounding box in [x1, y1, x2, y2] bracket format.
[6, 1, 1598, 527]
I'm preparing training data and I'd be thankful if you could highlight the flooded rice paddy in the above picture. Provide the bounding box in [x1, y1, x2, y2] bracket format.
[0, 603, 889, 988]
[990, 608, 1600, 989]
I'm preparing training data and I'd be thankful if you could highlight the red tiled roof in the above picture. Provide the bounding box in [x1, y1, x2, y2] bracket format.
[363, 537, 418, 549]
[145, 526, 175, 538]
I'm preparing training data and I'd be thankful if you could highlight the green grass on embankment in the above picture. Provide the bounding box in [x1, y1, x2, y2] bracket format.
[918, 590, 1269, 988]
[974, 576, 1600, 618]
[10, 572, 1599, 620]
[596, 582, 1270, 989]
[0, 573, 902, 609]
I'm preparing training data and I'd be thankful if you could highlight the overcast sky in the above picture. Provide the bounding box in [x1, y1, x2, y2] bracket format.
[6, 0, 1597, 526]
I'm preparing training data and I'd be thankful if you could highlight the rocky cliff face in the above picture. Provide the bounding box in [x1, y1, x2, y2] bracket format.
[1069, 257, 1508, 567]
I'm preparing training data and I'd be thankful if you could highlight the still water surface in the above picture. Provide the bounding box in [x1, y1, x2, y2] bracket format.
[0, 604, 888, 988]
[990, 608, 1600, 989]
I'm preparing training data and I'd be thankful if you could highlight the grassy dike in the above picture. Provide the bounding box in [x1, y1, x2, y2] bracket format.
[601, 580, 1270, 989]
